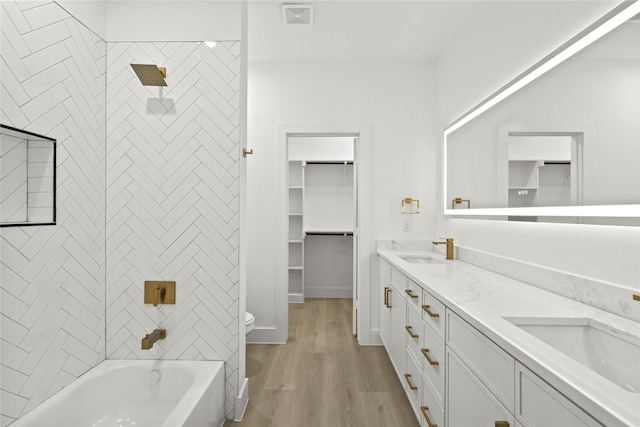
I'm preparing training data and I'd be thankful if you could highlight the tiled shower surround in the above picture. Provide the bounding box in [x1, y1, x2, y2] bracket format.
[105, 40, 241, 417]
[0, 1, 241, 424]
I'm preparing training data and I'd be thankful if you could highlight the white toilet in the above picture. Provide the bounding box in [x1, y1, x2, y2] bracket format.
[245, 312, 255, 334]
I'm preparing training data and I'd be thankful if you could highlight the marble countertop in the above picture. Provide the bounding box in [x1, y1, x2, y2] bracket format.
[378, 245, 640, 426]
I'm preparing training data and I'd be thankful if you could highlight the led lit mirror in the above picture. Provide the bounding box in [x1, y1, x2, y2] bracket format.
[444, 3, 640, 225]
[0, 124, 56, 227]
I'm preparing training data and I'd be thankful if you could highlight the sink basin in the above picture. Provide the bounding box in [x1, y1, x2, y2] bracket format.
[398, 255, 444, 264]
[504, 317, 640, 393]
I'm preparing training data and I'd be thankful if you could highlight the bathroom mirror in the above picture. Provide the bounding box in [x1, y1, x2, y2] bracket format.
[444, 3, 640, 225]
[0, 124, 56, 227]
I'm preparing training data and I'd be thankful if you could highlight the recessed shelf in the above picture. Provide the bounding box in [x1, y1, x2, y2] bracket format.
[1, 124, 56, 227]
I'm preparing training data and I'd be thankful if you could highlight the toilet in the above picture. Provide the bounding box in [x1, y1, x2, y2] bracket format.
[245, 312, 255, 334]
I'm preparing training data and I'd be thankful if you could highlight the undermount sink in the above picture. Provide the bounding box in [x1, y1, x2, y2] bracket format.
[504, 317, 640, 393]
[398, 255, 444, 264]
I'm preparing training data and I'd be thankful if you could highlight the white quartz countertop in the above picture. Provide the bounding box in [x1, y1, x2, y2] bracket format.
[377, 247, 640, 426]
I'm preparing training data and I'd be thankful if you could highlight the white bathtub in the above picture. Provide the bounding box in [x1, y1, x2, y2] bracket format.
[12, 360, 225, 427]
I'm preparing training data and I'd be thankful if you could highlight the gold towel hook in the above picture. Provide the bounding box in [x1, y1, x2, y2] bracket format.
[243, 148, 253, 157]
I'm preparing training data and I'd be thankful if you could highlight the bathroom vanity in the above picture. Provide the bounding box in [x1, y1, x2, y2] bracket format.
[377, 243, 640, 427]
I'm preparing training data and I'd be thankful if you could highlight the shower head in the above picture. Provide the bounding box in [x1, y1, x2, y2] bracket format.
[130, 64, 167, 86]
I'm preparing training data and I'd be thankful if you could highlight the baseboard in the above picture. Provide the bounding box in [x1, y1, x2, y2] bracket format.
[288, 293, 304, 303]
[246, 326, 287, 344]
[233, 377, 249, 421]
[305, 287, 352, 298]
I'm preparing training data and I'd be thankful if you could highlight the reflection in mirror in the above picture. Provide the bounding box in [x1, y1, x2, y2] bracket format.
[444, 4, 640, 225]
[0, 125, 56, 227]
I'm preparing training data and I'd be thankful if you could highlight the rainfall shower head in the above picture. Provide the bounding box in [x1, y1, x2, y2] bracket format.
[130, 64, 167, 86]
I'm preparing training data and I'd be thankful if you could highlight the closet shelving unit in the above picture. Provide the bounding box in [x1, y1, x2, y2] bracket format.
[508, 160, 542, 208]
[288, 160, 355, 303]
[288, 161, 305, 303]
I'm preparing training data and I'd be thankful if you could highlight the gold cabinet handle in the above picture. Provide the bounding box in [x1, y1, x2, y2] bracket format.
[495, 422, 510, 427]
[386, 288, 392, 308]
[421, 348, 439, 366]
[405, 325, 419, 338]
[384, 286, 389, 307]
[421, 406, 438, 427]
[404, 374, 418, 390]
[422, 304, 440, 318]
[405, 289, 419, 299]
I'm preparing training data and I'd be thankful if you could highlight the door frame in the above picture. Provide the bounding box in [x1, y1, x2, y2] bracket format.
[276, 123, 372, 344]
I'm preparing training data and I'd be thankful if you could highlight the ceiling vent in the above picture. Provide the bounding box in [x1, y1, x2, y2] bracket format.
[282, 4, 314, 26]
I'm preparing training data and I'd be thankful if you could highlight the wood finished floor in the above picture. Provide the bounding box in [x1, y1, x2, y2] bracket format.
[225, 298, 420, 427]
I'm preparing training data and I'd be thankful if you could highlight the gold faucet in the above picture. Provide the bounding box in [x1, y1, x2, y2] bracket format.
[433, 238, 454, 260]
[141, 329, 166, 350]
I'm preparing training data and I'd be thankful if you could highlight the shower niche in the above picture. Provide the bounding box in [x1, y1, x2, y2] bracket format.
[0, 124, 56, 227]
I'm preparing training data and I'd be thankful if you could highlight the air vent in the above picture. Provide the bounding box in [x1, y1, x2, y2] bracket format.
[282, 4, 314, 26]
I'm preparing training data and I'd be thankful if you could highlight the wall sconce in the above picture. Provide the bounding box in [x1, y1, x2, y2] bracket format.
[452, 198, 471, 209]
[402, 198, 420, 214]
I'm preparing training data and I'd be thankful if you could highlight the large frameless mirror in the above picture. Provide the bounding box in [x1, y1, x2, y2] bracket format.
[444, 2, 640, 225]
[1, 124, 56, 227]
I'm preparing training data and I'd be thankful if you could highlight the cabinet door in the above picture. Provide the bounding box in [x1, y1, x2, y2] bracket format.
[447, 349, 514, 427]
[516, 364, 601, 427]
[389, 285, 407, 377]
[380, 276, 391, 348]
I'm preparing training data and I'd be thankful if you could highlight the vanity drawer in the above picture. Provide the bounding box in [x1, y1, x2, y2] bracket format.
[406, 305, 423, 364]
[405, 279, 422, 310]
[379, 257, 391, 282]
[405, 349, 422, 421]
[421, 374, 445, 427]
[516, 363, 600, 427]
[422, 290, 446, 339]
[391, 267, 407, 296]
[421, 317, 445, 405]
[447, 311, 515, 412]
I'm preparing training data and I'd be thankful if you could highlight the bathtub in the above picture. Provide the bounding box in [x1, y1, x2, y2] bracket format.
[12, 360, 225, 427]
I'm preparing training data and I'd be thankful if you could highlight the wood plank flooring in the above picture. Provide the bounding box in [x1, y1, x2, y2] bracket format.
[225, 299, 420, 427]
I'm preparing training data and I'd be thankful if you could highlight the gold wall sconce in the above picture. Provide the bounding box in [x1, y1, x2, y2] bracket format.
[452, 198, 471, 209]
[402, 198, 420, 214]
[144, 281, 176, 306]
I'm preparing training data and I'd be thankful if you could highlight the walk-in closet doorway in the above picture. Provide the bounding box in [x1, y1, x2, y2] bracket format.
[276, 124, 372, 344]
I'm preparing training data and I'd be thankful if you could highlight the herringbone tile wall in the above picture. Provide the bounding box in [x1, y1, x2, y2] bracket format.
[105, 41, 241, 418]
[0, 1, 107, 425]
[2, 1, 241, 424]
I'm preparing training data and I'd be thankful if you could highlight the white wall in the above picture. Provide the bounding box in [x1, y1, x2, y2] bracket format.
[105, 1, 240, 41]
[247, 62, 436, 342]
[435, 1, 640, 289]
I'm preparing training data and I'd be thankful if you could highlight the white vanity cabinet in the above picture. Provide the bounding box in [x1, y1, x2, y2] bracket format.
[379, 259, 407, 377]
[378, 253, 618, 427]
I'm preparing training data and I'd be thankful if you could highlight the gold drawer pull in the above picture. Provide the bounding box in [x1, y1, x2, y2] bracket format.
[384, 286, 389, 307]
[421, 406, 438, 427]
[386, 288, 392, 308]
[421, 348, 439, 365]
[405, 326, 419, 338]
[404, 373, 418, 390]
[405, 289, 419, 299]
[495, 422, 510, 427]
[422, 304, 440, 318]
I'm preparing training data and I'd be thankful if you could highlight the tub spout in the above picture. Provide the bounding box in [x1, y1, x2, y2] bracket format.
[141, 329, 166, 350]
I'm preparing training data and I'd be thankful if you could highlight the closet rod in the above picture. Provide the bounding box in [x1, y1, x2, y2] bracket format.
[305, 231, 353, 236]
[305, 161, 354, 165]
